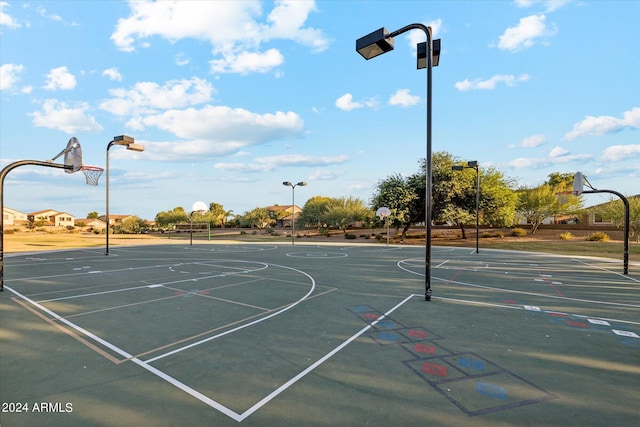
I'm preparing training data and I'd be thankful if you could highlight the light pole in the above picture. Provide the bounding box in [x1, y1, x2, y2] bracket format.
[357, 25, 441, 301]
[105, 135, 144, 255]
[282, 181, 306, 245]
[452, 161, 480, 254]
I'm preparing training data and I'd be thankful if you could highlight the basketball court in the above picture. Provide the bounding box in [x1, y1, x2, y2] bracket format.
[1, 242, 638, 426]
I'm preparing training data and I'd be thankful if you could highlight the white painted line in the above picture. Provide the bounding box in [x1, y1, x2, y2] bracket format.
[435, 260, 449, 268]
[588, 319, 610, 326]
[612, 329, 639, 338]
[145, 263, 316, 363]
[524, 305, 541, 311]
[236, 293, 417, 422]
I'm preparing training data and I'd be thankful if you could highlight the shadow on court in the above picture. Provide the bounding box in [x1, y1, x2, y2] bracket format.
[1, 243, 638, 426]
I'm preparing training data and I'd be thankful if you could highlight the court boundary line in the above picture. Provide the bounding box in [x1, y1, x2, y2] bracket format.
[397, 258, 640, 309]
[4, 284, 417, 422]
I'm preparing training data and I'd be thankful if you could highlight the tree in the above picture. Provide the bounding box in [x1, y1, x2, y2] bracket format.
[297, 196, 332, 232]
[119, 216, 145, 234]
[87, 211, 99, 219]
[370, 174, 417, 234]
[516, 184, 581, 234]
[324, 197, 373, 233]
[241, 207, 272, 229]
[155, 207, 189, 228]
[591, 196, 640, 243]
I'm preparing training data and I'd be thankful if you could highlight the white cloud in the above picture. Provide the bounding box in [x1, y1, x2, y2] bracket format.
[564, 107, 640, 140]
[100, 77, 214, 116]
[0, 1, 22, 29]
[209, 48, 284, 74]
[335, 93, 376, 111]
[517, 134, 546, 148]
[549, 146, 568, 157]
[43, 66, 76, 90]
[455, 74, 529, 91]
[506, 152, 592, 169]
[514, 0, 571, 12]
[102, 67, 122, 81]
[309, 169, 343, 181]
[29, 99, 104, 134]
[0, 63, 25, 90]
[497, 14, 556, 52]
[335, 93, 361, 111]
[111, 1, 328, 75]
[389, 89, 420, 107]
[600, 144, 640, 162]
[175, 53, 190, 66]
[134, 106, 304, 160]
[214, 153, 349, 173]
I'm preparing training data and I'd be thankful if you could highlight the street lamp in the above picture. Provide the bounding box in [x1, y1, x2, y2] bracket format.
[105, 135, 144, 255]
[282, 181, 307, 245]
[357, 24, 441, 301]
[452, 161, 480, 254]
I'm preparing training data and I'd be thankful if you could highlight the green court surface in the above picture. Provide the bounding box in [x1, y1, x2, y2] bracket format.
[1, 243, 638, 426]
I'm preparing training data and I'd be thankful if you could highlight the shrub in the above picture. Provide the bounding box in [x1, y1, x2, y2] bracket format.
[586, 232, 609, 242]
[4, 229, 14, 234]
[511, 228, 527, 237]
[494, 231, 505, 239]
[345, 233, 357, 239]
[559, 232, 573, 240]
[481, 232, 492, 238]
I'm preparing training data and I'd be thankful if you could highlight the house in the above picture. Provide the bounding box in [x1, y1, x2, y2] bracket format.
[265, 205, 302, 227]
[2, 207, 28, 227]
[28, 209, 75, 227]
[582, 194, 640, 227]
[97, 214, 135, 227]
[74, 218, 107, 230]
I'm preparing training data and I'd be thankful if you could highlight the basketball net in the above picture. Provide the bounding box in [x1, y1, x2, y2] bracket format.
[81, 166, 104, 186]
[556, 190, 574, 205]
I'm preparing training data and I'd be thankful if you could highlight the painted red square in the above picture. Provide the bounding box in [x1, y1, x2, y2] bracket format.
[548, 312, 568, 317]
[414, 343, 436, 354]
[363, 313, 380, 320]
[422, 362, 448, 377]
[566, 320, 588, 328]
[408, 329, 428, 339]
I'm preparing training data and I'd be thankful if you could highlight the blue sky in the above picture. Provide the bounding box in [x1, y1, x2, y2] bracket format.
[1, 0, 638, 221]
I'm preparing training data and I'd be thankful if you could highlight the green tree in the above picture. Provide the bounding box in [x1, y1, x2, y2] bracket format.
[87, 211, 99, 219]
[297, 196, 332, 232]
[119, 216, 145, 234]
[591, 196, 640, 243]
[324, 197, 373, 234]
[370, 173, 418, 234]
[241, 207, 272, 229]
[517, 184, 581, 234]
[155, 207, 189, 228]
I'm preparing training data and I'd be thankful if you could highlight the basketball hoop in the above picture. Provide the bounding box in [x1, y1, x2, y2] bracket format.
[556, 190, 573, 205]
[81, 166, 104, 186]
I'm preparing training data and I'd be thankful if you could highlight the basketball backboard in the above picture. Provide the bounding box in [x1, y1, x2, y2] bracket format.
[573, 172, 584, 196]
[192, 201, 208, 213]
[376, 207, 391, 218]
[63, 137, 83, 173]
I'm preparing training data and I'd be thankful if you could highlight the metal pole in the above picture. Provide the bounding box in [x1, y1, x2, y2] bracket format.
[105, 141, 114, 255]
[424, 26, 434, 301]
[1, 160, 71, 291]
[583, 189, 629, 275]
[475, 166, 480, 254]
[291, 186, 296, 246]
[190, 212, 194, 246]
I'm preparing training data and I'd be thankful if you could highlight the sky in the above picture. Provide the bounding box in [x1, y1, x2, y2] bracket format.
[1, 0, 639, 221]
